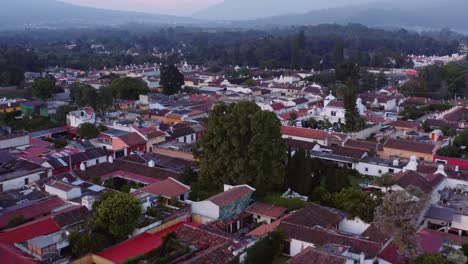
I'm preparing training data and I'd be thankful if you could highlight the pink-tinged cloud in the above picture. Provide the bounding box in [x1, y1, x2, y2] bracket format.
[60, 0, 223, 15]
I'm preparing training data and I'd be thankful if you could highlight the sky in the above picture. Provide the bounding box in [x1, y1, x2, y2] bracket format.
[60, 0, 223, 15]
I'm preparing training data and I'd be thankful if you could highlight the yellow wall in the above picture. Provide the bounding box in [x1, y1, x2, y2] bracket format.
[0, 106, 21, 113]
[147, 218, 182, 234]
[380, 147, 433, 161]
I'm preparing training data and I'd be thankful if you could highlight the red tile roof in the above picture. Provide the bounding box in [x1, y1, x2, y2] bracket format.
[139, 177, 190, 199]
[344, 139, 381, 152]
[245, 202, 287, 219]
[289, 246, 347, 264]
[208, 186, 255, 207]
[0, 242, 40, 264]
[283, 203, 344, 229]
[0, 197, 67, 229]
[389, 120, 419, 129]
[0, 217, 60, 244]
[97, 221, 196, 264]
[280, 222, 382, 258]
[384, 138, 436, 154]
[119, 132, 147, 147]
[282, 126, 328, 140]
[326, 100, 345, 108]
[246, 213, 292, 237]
[392, 170, 445, 194]
[271, 103, 286, 111]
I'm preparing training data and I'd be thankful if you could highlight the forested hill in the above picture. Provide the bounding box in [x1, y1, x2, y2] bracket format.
[0, 0, 196, 30]
[241, 0, 468, 32]
[0, 24, 463, 86]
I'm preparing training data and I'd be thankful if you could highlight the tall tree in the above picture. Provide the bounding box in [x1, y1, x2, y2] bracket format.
[374, 186, 430, 258]
[109, 77, 150, 100]
[160, 65, 184, 95]
[93, 192, 142, 239]
[196, 102, 286, 195]
[343, 84, 365, 132]
[32, 77, 55, 100]
[291, 30, 305, 69]
[78, 123, 99, 140]
[332, 40, 345, 66]
[69, 83, 98, 108]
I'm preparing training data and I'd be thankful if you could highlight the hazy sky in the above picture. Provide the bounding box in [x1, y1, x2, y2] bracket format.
[60, 0, 223, 15]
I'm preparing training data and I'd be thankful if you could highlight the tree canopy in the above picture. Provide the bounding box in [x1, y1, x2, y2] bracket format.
[195, 101, 286, 195]
[32, 77, 55, 100]
[109, 77, 150, 100]
[78, 123, 99, 140]
[93, 192, 142, 239]
[160, 65, 184, 95]
[374, 186, 430, 257]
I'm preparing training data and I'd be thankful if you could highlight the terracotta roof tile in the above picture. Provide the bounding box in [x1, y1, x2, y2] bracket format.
[0, 197, 66, 229]
[207, 186, 254, 207]
[245, 202, 287, 219]
[140, 177, 190, 199]
[289, 246, 347, 264]
[384, 138, 436, 154]
[283, 203, 344, 229]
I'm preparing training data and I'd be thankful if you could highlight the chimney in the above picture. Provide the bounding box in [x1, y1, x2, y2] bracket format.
[436, 164, 448, 177]
[80, 162, 86, 171]
[393, 160, 399, 167]
[455, 165, 460, 172]
[405, 156, 418, 171]
[148, 160, 155, 168]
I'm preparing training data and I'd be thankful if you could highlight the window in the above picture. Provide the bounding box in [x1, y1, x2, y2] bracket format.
[389, 169, 394, 173]
[378, 170, 382, 174]
[96, 159, 99, 165]
[365, 168, 369, 172]
[24, 178, 29, 185]
[331, 111, 337, 117]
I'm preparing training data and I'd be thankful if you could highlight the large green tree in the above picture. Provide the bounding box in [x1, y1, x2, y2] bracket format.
[332, 188, 382, 222]
[196, 102, 286, 195]
[343, 84, 365, 132]
[374, 186, 430, 258]
[93, 192, 142, 239]
[78, 123, 99, 140]
[245, 231, 284, 264]
[70, 83, 98, 107]
[410, 254, 449, 264]
[109, 77, 150, 100]
[32, 77, 55, 100]
[160, 65, 184, 95]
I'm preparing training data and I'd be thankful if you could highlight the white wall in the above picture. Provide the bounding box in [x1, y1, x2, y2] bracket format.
[251, 214, 275, 224]
[290, 239, 315, 257]
[321, 107, 345, 124]
[0, 172, 42, 191]
[451, 213, 468, 234]
[282, 135, 327, 146]
[191, 201, 219, 222]
[355, 162, 402, 177]
[0, 135, 29, 149]
[67, 111, 96, 128]
[176, 133, 196, 144]
[82, 156, 107, 168]
[45, 185, 81, 200]
[339, 218, 370, 235]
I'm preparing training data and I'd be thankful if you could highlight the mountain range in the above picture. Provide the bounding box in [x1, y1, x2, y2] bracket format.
[1, 0, 468, 32]
[0, 0, 197, 30]
[192, 0, 373, 20]
[241, 0, 468, 32]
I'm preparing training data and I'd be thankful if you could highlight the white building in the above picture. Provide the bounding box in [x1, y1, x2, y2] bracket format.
[66, 108, 96, 128]
[45, 180, 82, 200]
